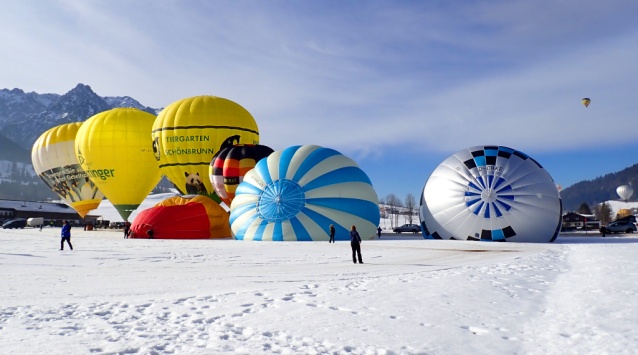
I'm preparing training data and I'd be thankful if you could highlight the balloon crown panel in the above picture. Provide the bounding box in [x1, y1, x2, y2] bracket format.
[419, 145, 562, 243]
[229, 145, 380, 241]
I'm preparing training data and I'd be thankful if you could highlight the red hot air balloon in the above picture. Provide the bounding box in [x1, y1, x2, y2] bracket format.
[209, 144, 274, 206]
[130, 195, 231, 239]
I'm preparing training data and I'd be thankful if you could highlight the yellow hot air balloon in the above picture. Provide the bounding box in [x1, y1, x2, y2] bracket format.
[32, 123, 104, 217]
[75, 108, 162, 221]
[582, 98, 591, 108]
[152, 96, 259, 202]
[617, 209, 632, 220]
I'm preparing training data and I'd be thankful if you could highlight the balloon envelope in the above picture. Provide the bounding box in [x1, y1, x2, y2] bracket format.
[32, 123, 104, 217]
[617, 185, 633, 201]
[419, 145, 562, 243]
[75, 108, 162, 221]
[209, 144, 274, 206]
[582, 98, 591, 108]
[152, 96, 260, 202]
[616, 209, 632, 219]
[130, 195, 231, 239]
[229, 145, 380, 241]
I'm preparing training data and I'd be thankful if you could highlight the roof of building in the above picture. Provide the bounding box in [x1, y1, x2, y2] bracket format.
[0, 199, 99, 216]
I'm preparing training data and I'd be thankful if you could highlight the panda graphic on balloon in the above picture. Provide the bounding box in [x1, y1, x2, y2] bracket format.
[154, 134, 241, 196]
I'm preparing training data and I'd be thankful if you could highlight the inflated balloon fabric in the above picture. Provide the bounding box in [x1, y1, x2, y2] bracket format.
[229, 145, 380, 241]
[152, 96, 259, 202]
[210, 144, 274, 206]
[75, 108, 162, 221]
[130, 195, 231, 239]
[32, 123, 104, 217]
[419, 145, 562, 243]
[616, 185, 633, 201]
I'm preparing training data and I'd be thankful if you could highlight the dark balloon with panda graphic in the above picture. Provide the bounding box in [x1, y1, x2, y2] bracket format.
[209, 144, 274, 206]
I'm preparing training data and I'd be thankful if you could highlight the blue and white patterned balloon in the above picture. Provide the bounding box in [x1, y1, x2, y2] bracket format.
[229, 145, 380, 241]
[419, 145, 562, 243]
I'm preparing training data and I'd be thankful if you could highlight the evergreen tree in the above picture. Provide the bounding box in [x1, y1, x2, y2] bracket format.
[578, 202, 592, 215]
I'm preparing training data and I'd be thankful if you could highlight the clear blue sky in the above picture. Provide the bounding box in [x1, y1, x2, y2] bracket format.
[1, 1, 637, 200]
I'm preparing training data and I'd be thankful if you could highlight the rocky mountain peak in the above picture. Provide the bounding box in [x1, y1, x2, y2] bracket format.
[0, 84, 158, 148]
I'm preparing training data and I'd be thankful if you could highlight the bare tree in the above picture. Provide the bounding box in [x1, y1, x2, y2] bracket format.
[595, 202, 614, 226]
[385, 194, 399, 229]
[404, 193, 416, 224]
[393, 197, 403, 228]
[378, 196, 386, 229]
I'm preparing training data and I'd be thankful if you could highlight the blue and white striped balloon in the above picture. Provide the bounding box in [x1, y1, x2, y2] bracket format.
[229, 145, 380, 241]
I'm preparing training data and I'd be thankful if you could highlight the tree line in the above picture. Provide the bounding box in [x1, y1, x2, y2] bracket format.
[379, 193, 418, 229]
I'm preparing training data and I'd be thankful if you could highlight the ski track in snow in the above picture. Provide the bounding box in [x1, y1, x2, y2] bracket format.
[1, 229, 637, 354]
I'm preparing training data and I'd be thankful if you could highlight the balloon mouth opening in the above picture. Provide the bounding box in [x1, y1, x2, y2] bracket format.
[131, 224, 153, 238]
[257, 179, 306, 222]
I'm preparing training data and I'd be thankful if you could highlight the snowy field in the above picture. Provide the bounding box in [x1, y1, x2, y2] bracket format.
[1, 229, 637, 355]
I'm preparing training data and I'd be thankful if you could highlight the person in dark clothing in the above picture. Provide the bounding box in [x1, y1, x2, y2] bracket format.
[61, 221, 73, 250]
[124, 222, 130, 239]
[350, 225, 363, 264]
[377, 226, 382, 239]
[601, 225, 606, 238]
[329, 224, 335, 243]
[146, 229, 154, 239]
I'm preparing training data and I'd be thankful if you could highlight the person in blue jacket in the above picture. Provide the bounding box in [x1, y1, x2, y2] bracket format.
[350, 225, 363, 264]
[61, 220, 73, 251]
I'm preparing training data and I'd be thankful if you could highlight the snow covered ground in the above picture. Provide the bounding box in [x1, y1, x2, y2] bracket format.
[1, 229, 637, 355]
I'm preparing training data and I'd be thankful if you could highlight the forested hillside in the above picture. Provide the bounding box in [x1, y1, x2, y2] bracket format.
[561, 163, 638, 211]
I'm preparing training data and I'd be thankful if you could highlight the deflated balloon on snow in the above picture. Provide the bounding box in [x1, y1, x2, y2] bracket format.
[32, 123, 104, 217]
[229, 145, 380, 241]
[419, 145, 562, 242]
[130, 195, 231, 239]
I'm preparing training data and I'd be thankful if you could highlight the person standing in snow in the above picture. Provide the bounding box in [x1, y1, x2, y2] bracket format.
[60, 221, 73, 251]
[124, 222, 130, 239]
[329, 224, 335, 243]
[377, 226, 382, 239]
[350, 225, 363, 264]
[601, 225, 606, 238]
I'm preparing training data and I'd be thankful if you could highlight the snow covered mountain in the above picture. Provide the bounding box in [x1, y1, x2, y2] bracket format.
[0, 84, 158, 148]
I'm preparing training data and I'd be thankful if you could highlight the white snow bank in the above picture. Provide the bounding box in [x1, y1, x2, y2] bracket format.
[91, 192, 180, 222]
[1, 229, 637, 354]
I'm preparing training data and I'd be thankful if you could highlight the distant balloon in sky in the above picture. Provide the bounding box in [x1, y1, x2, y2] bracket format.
[419, 145, 562, 243]
[152, 96, 260, 202]
[556, 184, 562, 194]
[229, 145, 380, 241]
[582, 98, 591, 108]
[617, 185, 633, 201]
[32, 123, 104, 217]
[209, 144, 274, 206]
[75, 108, 162, 221]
